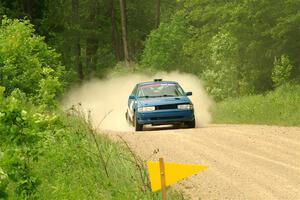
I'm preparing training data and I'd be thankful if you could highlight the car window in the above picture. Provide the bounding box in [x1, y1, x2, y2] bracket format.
[137, 83, 185, 98]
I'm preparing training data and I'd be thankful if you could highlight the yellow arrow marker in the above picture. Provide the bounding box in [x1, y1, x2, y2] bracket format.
[147, 160, 208, 192]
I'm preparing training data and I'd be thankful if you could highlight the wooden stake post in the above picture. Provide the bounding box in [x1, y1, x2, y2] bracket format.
[159, 157, 166, 200]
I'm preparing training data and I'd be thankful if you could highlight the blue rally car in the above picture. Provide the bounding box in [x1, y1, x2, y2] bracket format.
[125, 79, 195, 131]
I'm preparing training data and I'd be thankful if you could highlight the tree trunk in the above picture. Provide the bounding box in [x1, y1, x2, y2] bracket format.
[119, 0, 130, 65]
[155, 0, 161, 28]
[72, 0, 84, 80]
[110, 0, 121, 61]
[23, 0, 33, 18]
[75, 41, 84, 80]
[86, 0, 99, 76]
[86, 37, 99, 75]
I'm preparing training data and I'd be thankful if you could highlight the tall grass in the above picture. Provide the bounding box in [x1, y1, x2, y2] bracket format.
[4, 106, 183, 199]
[35, 109, 184, 199]
[212, 84, 300, 126]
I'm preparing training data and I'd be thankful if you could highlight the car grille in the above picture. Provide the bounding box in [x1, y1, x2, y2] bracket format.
[155, 104, 178, 110]
[150, 116, 183, 120]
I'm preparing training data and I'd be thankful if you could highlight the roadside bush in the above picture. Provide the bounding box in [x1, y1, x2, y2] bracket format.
[0, 87, 53, 198]
[0, 17, 65, 106]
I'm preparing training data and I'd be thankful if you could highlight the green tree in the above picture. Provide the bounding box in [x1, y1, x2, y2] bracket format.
[141, 14, 189, 71]
[0, 18, 64, 105]
[272, 55, 293, 87]
[201, 31, 240, 100]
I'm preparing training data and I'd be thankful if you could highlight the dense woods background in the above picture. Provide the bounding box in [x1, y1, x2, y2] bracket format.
[0, 0, 177, 79]
[1, 0, 299, 100]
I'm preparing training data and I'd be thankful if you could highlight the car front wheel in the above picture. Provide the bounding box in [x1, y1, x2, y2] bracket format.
[134, 114, 143, 131]
[125, 111, 131, 124]
[186, 119, 196, 128]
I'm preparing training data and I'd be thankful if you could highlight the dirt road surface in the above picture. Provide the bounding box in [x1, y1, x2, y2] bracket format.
[105, 124, 300, 200]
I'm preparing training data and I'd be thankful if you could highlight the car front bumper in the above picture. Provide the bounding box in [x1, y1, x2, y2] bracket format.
[136, 109, 194, 125]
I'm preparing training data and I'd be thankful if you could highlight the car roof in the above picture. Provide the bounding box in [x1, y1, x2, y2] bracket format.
[137, 81, 178, 87]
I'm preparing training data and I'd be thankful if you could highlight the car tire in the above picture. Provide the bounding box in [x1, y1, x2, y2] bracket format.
[134, 114, 143, 131]
[186, 119, 196, 128]
[125, 111, 130, 124]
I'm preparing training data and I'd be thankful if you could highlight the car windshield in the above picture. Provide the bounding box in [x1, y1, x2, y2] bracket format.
[137, 83, 185, 98]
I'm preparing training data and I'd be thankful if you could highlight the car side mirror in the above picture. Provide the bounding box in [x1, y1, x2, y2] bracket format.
[129, 95, 136, 100]
[186, 91, 192, 96]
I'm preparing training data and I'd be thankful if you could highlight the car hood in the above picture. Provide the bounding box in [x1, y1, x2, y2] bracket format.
[137, 96, 191, 107]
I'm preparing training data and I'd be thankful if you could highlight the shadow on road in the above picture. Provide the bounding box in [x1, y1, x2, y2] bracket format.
[142, 124, 185, 131]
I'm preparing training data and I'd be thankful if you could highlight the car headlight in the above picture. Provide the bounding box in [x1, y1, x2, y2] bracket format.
[138, 106, 155, 112]
[178, 104, 193, 110]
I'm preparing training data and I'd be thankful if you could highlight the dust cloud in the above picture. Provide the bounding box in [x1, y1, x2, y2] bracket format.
[62, 72, 213, 131]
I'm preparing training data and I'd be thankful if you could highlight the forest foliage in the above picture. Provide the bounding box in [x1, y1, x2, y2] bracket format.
[1, 0, 299, 100]
[0, 18, 64, 106]
[142, 0, 300, 100]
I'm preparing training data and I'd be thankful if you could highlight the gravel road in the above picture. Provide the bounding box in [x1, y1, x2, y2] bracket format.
[106, 124, 300, 200]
